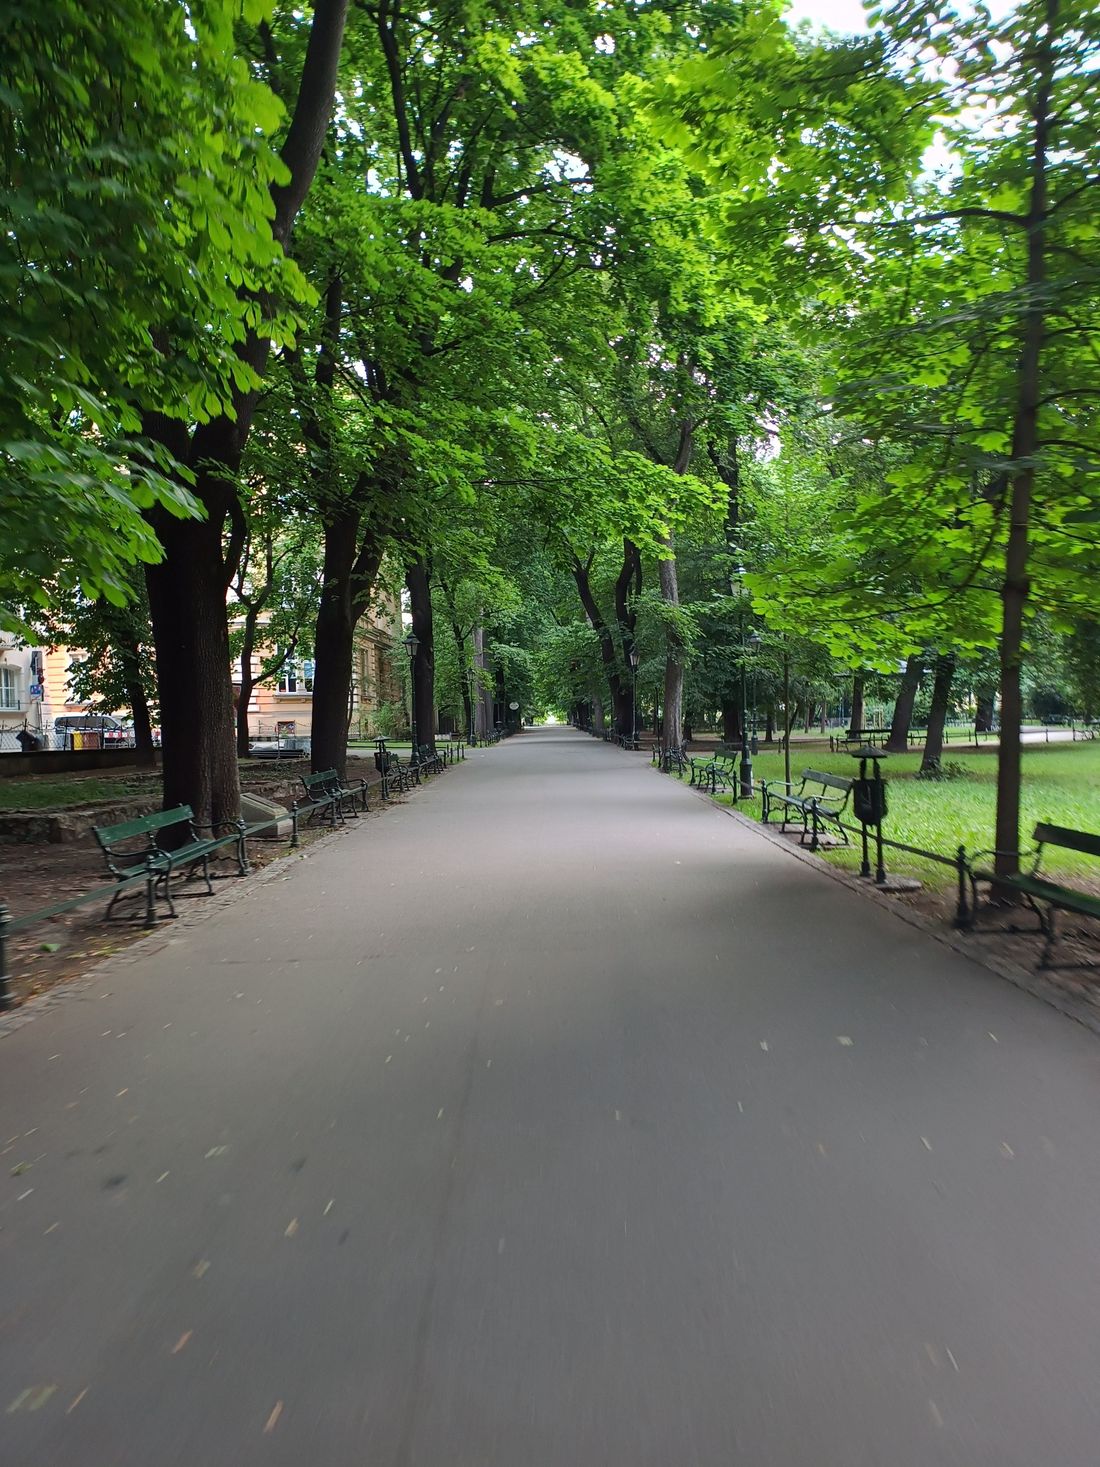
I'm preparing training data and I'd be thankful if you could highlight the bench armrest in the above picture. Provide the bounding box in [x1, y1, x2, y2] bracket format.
[760, 778, 795, 793]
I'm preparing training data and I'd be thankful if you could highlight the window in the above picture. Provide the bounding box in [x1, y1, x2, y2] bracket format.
[278, 658, 314, 695]
[0, 666, 20, 710]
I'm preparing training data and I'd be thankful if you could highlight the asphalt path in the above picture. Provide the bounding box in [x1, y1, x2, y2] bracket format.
[3, 725, 1100, 1466]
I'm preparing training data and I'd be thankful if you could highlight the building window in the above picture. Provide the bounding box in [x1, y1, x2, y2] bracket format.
[0, 666, 20, 710]
[278, 658, 314, 695]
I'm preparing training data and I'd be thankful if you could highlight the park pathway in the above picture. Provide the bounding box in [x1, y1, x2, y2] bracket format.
[3, 725, 1100, 1466]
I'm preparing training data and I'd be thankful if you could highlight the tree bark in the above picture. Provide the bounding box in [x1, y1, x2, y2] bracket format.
[920, 654, 956, 774]
[657, 419, 693, 752]
[121, 641, 155, 763]
[406, 556, 436, 751]
[613, 538, 642, 732]
[721, 701, 741, 744]
[143, 1, 348, 824]
[571, 556, 629, 731]
[994, 0, 1053, 879]
[885, 655, 923, 753]
[847, 674, 864, 739]
[236, 607, 259, 758]
[975, 688, 996, 733]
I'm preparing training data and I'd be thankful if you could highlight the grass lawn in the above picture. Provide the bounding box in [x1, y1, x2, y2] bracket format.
[0, 775, 157, 811]
[690, 741, 1100, 888]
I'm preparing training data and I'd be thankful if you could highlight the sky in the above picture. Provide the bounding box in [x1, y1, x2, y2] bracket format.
[784, 0, 871, 34]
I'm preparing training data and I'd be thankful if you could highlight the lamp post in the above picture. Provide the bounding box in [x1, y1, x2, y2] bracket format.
[629, 645, 639, 749]
[734, 568, 757, 798]
[403, 630, 419, 761]
[747, 629, 761, 758]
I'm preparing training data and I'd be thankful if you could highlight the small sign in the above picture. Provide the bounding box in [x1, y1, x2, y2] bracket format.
[28, 684, 42, 699]
[508, 701, 519, 710]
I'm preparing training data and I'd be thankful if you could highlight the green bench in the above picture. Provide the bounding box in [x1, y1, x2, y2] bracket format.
[690, 753, 739, 796]
[761, 769, 853, 849]
[295, 768, 369, 827]
[971, 823, 1100, 967]
[415, 743, 445, 775]
[93, 805, 248, 924]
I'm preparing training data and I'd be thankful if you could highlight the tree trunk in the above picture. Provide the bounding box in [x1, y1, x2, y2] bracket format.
[472, 627, 492, 738]
[975, 688, 996, 733]
[994, 0, 1052, 880]
[765, 705, 775, 743]
[847, 674, 864, 739]
[145, 506, 240, 829]
[142, 1, 349, 821]
[572, 557, 628, 732]
[235, 601, 260, 758]
[920, 654, 956, 774]
[122, 641, 156, 763]
[886, 654, 923, 753]
[657, 420, 693, 752]
[406, 557, 435, 752]
[721, 700, 741, 744]
[613, 538, 642, 732]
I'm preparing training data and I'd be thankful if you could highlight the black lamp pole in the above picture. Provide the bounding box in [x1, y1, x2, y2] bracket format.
[404, 630, 419, 761]
[629, 645, 639, 748]
[736, 571, 758, 798]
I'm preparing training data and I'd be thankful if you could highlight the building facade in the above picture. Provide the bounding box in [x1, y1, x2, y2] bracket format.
[234, 593, 403, 745]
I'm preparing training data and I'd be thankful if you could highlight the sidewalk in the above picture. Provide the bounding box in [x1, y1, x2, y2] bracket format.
[3, 727, 1100, 1466]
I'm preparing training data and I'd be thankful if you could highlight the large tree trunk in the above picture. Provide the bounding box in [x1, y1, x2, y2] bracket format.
[994, 1, 1052, 880]
[310, 517, 358, 781]
[406, 557, 435, 752]
[658, 540, 684, 751]
[572, 556, 628, 731]
[145, 505, 240, 828]
[613, 538, 642, 733]
[847, 674, 865, 739]
[920, 654, 956, 774]
[472, 627, 492, 738]
[657, 420, 693, 752]
[886, 654, 923, 753]
[143, 0, 348, 823]
[236, 601, 260, 758]
[975, 688, 996, 733]
[121, 641, 156, 763]
[721, 701, 741, 744]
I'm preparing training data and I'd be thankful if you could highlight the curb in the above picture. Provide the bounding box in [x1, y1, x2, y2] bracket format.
[0, 787, 424, 1039]
[671, 771, 1100, 1040]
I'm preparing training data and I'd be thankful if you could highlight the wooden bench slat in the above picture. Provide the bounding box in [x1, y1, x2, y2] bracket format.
[1034, 823, 1100, 859]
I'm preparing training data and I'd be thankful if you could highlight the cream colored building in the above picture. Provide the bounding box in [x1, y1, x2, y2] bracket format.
[234, 594, 402, 745]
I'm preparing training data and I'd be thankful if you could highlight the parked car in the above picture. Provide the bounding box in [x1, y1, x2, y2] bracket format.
[53, 714, 129, 747]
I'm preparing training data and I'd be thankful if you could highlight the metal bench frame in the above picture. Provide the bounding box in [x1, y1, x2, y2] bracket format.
[93, 805, 248, 924]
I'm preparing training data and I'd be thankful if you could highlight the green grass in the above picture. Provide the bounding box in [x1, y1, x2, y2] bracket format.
[689, 742, 1100, 889]
[0, 775, 156, 811]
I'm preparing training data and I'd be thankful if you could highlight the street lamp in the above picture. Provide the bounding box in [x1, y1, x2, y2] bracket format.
[629, 645, 639, 749]
[404, 630, 419, 758]
[734, 568, 755, 798]
[747, 629, 762, 757]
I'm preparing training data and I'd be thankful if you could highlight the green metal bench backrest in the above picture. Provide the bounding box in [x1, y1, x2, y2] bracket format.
[302, 769, 336, 789]
[802, 770, 852, 793]
[1034, 823, 1100, 859]
[95, 805, 193, 845]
